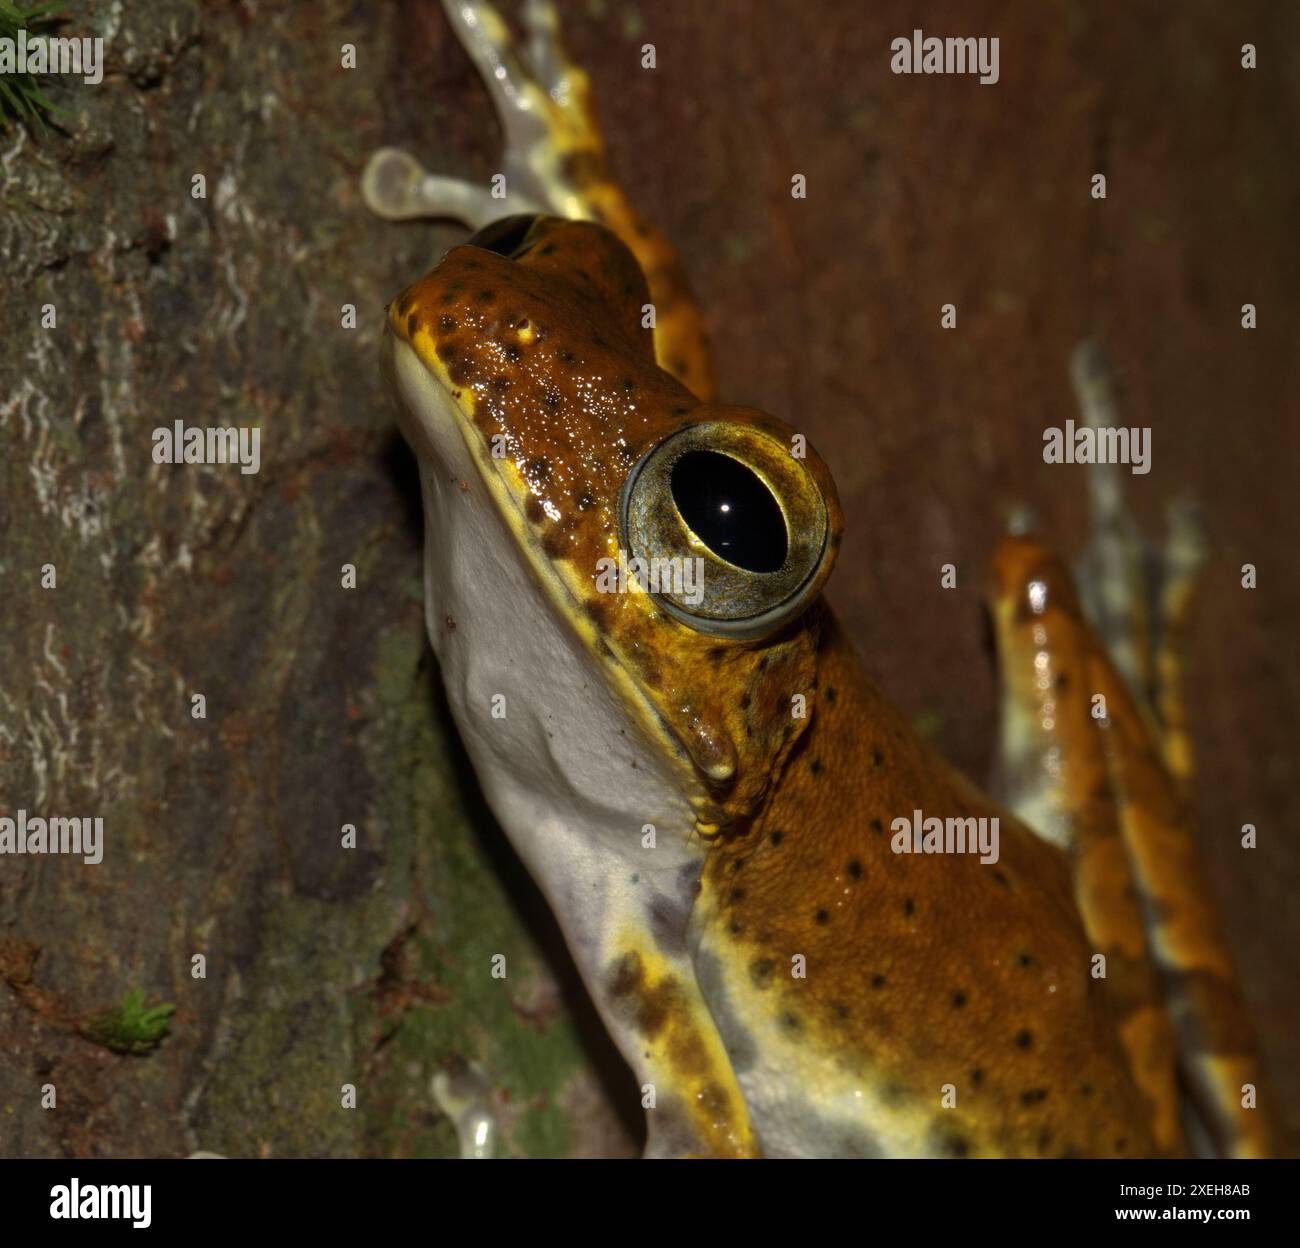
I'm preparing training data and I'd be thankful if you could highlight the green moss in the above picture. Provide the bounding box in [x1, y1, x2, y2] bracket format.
[79, 988, 175, 1056]
[358, 628, 593, 1157]
[0, 3, 64, 132]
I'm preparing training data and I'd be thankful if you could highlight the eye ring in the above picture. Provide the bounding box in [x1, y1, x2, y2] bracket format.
[619, 421, 830, 639]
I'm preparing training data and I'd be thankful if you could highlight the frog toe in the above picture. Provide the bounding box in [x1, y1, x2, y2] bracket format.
[362, 146, 511, 228]
[520, 0, 578, 104]
[432, 1059, 498, 1159]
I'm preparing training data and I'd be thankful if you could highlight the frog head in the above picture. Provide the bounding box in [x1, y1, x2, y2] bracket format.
[384, 216, 842, 845]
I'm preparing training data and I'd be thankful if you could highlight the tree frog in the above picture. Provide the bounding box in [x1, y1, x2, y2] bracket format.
[364, 0, 1277, 1158]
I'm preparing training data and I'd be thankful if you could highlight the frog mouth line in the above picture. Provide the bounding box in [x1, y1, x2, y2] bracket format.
[386, 331, 719, 815]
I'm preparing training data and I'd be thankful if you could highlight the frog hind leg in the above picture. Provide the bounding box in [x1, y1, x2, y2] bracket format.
[1049, 341, 1277, 1156]
[988, 534, 1187, 1156]
[1149, 498, 1207, 797]
[1068, 339, 1155, 702]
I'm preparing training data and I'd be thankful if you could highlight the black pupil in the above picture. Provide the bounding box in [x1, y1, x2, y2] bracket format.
[670, 451, 787, 573]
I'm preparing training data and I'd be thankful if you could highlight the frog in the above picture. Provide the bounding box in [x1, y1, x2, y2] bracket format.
[364, 0, 1278, 1158]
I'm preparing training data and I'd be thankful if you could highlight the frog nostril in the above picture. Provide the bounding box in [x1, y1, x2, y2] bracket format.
[465, 214, 543, 259]
[670, 451, 787, 573]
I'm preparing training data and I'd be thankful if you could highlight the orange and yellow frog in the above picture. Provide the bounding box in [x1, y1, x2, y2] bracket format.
[362, 0, 1278, 1159]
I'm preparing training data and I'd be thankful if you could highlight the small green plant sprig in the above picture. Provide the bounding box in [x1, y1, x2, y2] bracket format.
[0, 3, 64, 132]
[80, 988, 176, 1056]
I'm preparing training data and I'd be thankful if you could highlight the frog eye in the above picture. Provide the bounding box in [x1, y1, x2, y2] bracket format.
[464, 214, 544, 259]
[620, 422, 831, 638]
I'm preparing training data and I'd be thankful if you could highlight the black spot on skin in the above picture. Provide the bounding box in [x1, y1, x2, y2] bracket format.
[814, 909, 829, 925]
[489, 376, 511, 393]
[541, 530, 566, 559]
[524, 497, 545, 524]
[558, 348, 576, 364]
[438, 315, 457, 332]
[730, 887, 745, 903]
[971, 1068, 985, 1087]
[951, 991, 967, 1008]
[505, 345, 521, 362]
[1080, 1082, 1094, 1096]
[606, 951, 643, 998]
[781, 1011, 801, 1033]
[1056, 672, 1070, 690]
[824, 686, 837, 703]
[1015, 1029, 1034, 1050]
[543, 390, 561, 411]
[846, 859, 863, 880]
[525, 456, 550, 481]
[673, 358, 689, 375]
[833, 1002, 851, 1021]
[476, 290, 495, 304]
[1020, 1088, 1049, 1106]
[869, 818, 883, 835]
[749, 958, 775, 989]
[769, 830, 784, 847]
[673, 406, 689, 416]
[731, 859, 745, 873]
[576, 491, 595, 510]
[1017, 952, 1036, 968]
[621, 378, 636, 392]
[809, 758, 823, 776]
[903, 897, 915, 917]
[993, 869, 1010, 888]
[871, 974, 886, 989]
[871, 747, 884, 768]
[648, 891, 690, 957]
[1114, 1136, 1127, 1151]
